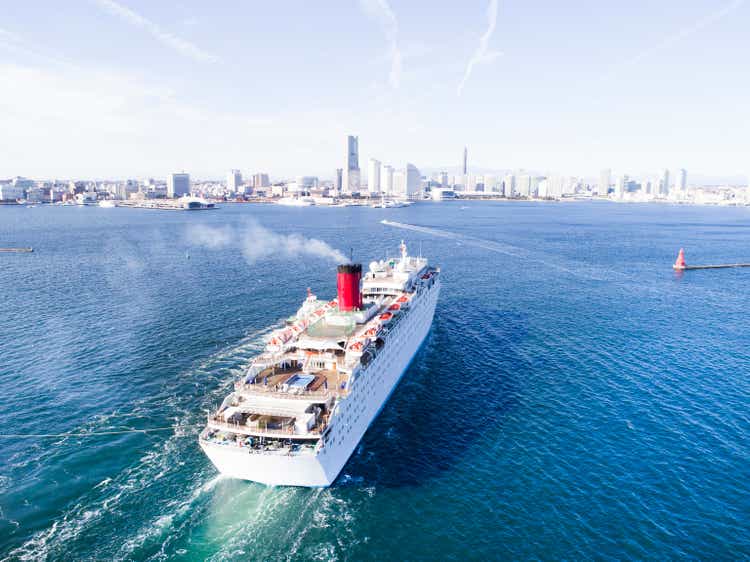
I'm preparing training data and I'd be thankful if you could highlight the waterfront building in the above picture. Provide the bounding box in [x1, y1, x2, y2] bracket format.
[342, 135, 360, 193]
[368, 158, 381, 194]
[503, 174, 516, 197]
[660, 169, 670, 197]
[252, 173, 270, 189]
[463, 146, 468, 175]
[380, 164, 394, 195]
[392, 169, 406, 198]
[405, 163, 421, 199]
[227, 169, 242, 193]
[0, 184, 26, 201]
[614, 176, 625, 199]
[167, 173, 190, 198]
[599, 168, 611, 196]
[677, 168, 687, 191]
[483, 175, 498, 192]
[537, 179, 549, 198]
[517, 175, 532, 197]
[334, 169, 343, 193]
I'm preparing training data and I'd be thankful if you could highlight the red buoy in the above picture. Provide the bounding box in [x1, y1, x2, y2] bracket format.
[673, 248, 687, 270]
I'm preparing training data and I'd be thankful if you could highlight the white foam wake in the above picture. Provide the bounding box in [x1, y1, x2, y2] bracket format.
[381, 219, 619, 281]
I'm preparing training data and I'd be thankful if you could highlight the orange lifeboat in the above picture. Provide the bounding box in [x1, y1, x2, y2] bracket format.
[397, 295, 409, 303]
[388, 303, 400, 311]
[379, 312, 393, 321]
[364, 327, 378, 337]
[350, 341, 364, 351]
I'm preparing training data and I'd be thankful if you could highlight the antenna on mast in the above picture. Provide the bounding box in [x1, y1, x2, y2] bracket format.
[349, 247, 353, 263]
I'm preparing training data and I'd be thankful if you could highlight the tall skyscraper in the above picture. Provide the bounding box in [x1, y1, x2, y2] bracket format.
[660, 169, 670, 197]
[599, 168, 611, 196]
[227, 169, 242, 193]
[405, 163, 421, 198]
[252, 173, 270, 188]
[167, 172, 190, 198]
[392, 169, 406, 198]
[615, 175, 625, 199]
[368, 158, 381, 194]
[380, 164, 394, 195]
[342, 135, 360, 193]
[462, 147, 468, 175]
[334, 168, 343, 192]
[503, 174, 516, 197]
[677, 168, 687, 191]
[517, 175, 532, 197]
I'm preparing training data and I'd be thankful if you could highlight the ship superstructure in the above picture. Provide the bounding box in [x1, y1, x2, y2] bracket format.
[199, 241, 440, 486]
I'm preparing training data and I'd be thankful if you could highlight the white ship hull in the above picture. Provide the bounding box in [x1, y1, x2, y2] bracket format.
[201, 278, 440, 487]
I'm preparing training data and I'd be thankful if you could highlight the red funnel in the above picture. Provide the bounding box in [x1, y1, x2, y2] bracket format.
[673, 248, 687, 270]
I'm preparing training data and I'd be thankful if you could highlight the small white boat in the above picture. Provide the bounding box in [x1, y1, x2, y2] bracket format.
[277, 196, 315, 207]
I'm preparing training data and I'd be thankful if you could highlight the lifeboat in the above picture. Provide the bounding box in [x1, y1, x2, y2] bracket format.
[364, 327, 378, 337]
[388, 303, 401, 311]
[314, 309, 326, 317]
[397, 295, 409, 303]
[328, 300, 337, 307]
[379, 312, 393, 321]
[350, 341, 364, 352]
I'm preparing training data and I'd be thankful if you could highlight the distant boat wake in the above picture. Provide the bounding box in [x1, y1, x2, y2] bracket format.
[380, 220, 613, 281]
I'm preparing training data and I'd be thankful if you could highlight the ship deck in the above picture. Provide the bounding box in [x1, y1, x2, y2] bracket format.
[238, 366, 348, 399]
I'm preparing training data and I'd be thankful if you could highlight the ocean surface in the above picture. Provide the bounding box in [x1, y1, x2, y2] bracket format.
[1, 201, 749, 560]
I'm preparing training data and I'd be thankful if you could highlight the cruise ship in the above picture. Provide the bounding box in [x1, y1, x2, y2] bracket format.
[199, 242, 440, 486]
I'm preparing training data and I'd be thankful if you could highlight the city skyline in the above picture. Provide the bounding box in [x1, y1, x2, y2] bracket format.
[1, 0, 749, 180]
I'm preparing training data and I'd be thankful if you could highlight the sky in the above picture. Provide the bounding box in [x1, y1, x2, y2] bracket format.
[1, 0, 748, 181]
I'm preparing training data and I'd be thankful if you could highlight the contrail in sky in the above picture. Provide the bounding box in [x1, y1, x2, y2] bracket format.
[92, 0, 220, 64]
[601, 0, 744, 81]
[360, 0, 402, 88]
[457, 0, 502, 96]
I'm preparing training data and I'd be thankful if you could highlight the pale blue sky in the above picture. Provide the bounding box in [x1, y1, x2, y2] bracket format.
[1, 0, 748, 180]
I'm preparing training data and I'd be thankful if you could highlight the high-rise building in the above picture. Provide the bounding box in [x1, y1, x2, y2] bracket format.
[660, 169, 670, 197]
[253, 173, 270, 188]
[517, 175, 532, 197]
[462, 147, 468, 175]
[599, 168, 611, 196]
[392, 169, 406, 198]
[615, 176, 625, 199]
[439, 171, 448, 187]
[368, 158, 381, 194]
[167, 173, 190, 198]
[334, 169, 343, 192]
[227, 169, 242, 193]
[380, 164, 394, 195]
[677, 168, 687, 191]
[405, 163, 421, 198]
[342, 135, 360, 193]
[503, 174, 516, 197]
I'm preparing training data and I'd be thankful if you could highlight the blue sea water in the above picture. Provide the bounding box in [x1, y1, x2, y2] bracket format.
[0, 201, 749, 560]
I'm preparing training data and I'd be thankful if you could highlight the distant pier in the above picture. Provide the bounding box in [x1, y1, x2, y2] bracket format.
[673, 248, 750, 271]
